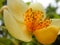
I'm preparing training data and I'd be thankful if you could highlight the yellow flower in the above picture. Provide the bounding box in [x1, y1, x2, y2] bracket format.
[0, 0, 60, 44]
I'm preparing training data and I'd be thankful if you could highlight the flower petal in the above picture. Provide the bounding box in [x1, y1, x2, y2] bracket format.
[7, 0, 28, 23]
[50, 19, 60, 35]
[50, 19, 60, 29]
[3, 9, 32, 42]
[33, 25, 59, 44]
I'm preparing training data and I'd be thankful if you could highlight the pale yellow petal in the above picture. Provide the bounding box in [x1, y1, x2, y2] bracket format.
[50, 19, 60, 28]
[7, 0, 28, 23]
[3, 9, 32, 42]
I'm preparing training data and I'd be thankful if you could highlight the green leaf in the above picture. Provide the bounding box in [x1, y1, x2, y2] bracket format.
[56, 0, 60, 3]
[0, 0, 5, 8]
[0, 14, 3, 20]
[0, 38, 14, 45]
[26, 2, 31, 5]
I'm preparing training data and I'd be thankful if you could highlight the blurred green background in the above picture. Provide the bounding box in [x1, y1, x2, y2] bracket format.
[0, 0, 60, 45]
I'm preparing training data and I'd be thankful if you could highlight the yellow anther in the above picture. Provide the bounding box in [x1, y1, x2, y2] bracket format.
[24, 8, 51, 32]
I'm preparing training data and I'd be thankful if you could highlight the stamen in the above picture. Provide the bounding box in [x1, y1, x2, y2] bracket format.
[24, 8, 51, 32]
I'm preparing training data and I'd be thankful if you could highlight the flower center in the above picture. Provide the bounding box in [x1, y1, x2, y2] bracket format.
[24, 8, 51, 32]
